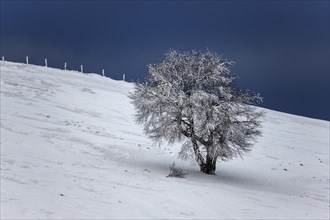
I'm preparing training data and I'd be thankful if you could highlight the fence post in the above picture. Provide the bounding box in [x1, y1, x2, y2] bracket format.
[81, 65, 83, 73]
[123, 74, 125, 81]
[1, 56, 4, 61]
[26, 56, 29, 64]
[64, 62, 67, 70]
[102, 69, 105, 77]
[45, 59, 48, 67]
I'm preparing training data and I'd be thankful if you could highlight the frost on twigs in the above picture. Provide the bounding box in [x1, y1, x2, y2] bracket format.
[167, 162, 186, 178]
[130, 49, 264, 175]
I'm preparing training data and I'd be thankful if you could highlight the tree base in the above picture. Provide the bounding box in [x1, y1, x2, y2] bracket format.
[200, 164, 216, 175]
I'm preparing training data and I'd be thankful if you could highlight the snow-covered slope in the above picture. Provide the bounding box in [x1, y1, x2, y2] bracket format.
[1, 61, 329, 219]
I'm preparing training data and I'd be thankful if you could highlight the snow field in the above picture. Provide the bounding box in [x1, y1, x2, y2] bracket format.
[1, 61, 329, 219]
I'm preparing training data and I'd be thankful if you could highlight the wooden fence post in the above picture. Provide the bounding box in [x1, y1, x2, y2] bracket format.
[81, 65, 83, 73]
[45, 59, 48, 67]
[26, 56, 29, 64]
[102, 69, 105, 77]
[64, 62, 67, 70]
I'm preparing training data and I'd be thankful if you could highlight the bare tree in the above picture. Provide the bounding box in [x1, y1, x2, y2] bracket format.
[130, 50, 264, 174]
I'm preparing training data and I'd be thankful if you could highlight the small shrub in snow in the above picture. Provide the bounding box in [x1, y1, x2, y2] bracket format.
[167, 162, 186, 178]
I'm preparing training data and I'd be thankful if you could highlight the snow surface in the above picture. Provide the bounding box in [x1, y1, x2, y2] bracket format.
[1, 61, 329, 219]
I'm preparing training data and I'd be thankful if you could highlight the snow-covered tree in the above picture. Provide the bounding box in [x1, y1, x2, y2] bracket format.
[130, 50, 264, 174]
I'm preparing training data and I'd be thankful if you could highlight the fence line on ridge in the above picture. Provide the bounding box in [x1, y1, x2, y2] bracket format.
[0, 55, 127, 81]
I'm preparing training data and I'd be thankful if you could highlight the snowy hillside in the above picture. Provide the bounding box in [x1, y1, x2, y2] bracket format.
[1, 61, 329, 219]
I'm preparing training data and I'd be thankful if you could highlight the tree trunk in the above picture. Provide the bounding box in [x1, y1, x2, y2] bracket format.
[190, 135, 217, 175]
[200, 154, 217, 175]
[191, 138, 205, 170]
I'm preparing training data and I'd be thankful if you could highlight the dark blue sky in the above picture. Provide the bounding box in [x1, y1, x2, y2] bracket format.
[1, 1, 329, 120]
